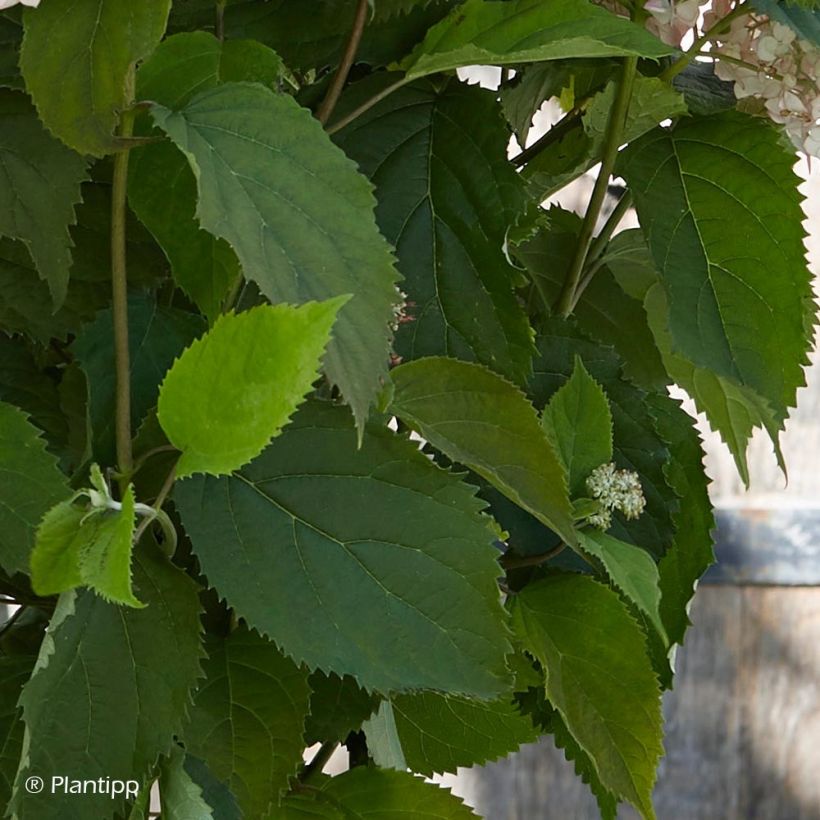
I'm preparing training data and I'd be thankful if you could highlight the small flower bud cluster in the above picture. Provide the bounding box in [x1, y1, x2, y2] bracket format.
[585, 462, 647, 530]
[389, 289, 410, 333]
[707, 5, 820, 157]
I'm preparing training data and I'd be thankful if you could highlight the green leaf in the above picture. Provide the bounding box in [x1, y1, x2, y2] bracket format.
[751, 0, 820, 44]
[158, 300, 343, 478]
[362, 701, 407, 771]
[391, 692, 538, 775]
[0, 654, 35, 810]
[30, 482, 143, 607]
[0, 10, 23, 91]
[672, 62, 737, 116]
[0, 401, 70, 576]
[530, 321, 677, 558]
[334, 76, 534, 383]
[130, 32, 285, 321]
[11, 545, 204, 820]
[175, 400, 511, 697]
[150, 82, 401, 430]
[183, 756, 242, 820]
[287, 767, 478, 818]
[401, 0, 672, 79]
[390, 357, 576, 548]
[304, 672, 380, 745]
[649, 395, 715, 659]
[619, 112, 813, 421]
[511, 573, 663, 819]
[541, 356, 613, 495]
[159, 745, 215, 820]
[72, 294, 205, 465]
[577, 529, 666, 642]
[20, 0, 171, 156]
[184, 625, 311, 818]
[0, 90, 88, 307]
[515, 210, 668, 391]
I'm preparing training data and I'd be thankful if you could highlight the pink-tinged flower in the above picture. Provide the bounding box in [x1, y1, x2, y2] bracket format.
[0, 0, 40, 8]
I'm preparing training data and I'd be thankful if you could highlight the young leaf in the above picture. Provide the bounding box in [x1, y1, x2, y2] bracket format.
[159, 745, 215, 820]
[401, 0, 673, 80]
[19, 0, 171, 156]
[363, 701, 408, 771]
[157, 299, 344, 477]
[184, 626, 311, 818]
[390, 357, 576, 547]
[284, 767, 478, 818]
[150, 82, 401, 431]
[620, 112, 814, 422]
[577, 529, 666, 642]
[511, 573, 663, 819]
[541, 356, 613, 495]
[335, 76, 534, 383]
[30, 483, 142, 607]
[0, 401, 70, 576]
[11, 545, 204, 820]
[175, 400, 511, 697]
[0, 90, 88, 307]
[72, 295, 204, 466]
[391, 692, 539, 775]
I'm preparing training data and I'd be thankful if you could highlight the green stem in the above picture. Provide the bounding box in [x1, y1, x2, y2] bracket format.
[554, 56, 638, 318]
[216, 0, 226, 41]
[317, 0, 370, 126]
[660, 3, 752, 82]
[586, 189, 633, 266]
[512, 106, 584, 168]
[111, 66, 137, 484]
[501, 543, 567, 570]
[326, 77, 411, 136]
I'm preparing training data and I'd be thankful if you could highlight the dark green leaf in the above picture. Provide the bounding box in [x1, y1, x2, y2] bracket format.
[11, 544, 203, 819]
[672, 62, 737, 116]
[157, 300, 344, 477]
[184, 625, 311, 818]
[176, 400, 511, 697]
[542, 356, 613, 495]
[151, 82, 400, 430]
[391, 692, 538, 775]
[72, 294, 205, 465]
[511, 573, 663, 819]
[390, 357, 576, 547]
[401, 0, 673, 79]
[183, 756, 242, 820]
[335, 76, 534, 383]
[0, 401, 70, 576]
[0, 90, 88, 307]
[20, 0, 171, 156]
[304, 672, 380, 745]
[159, 745, 214, 820]
[620, 112, 813, 422]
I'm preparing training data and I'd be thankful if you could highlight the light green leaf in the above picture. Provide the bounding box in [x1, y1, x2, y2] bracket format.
[363, 701, 407, 771]
[391, 692, 538, 775]
[183, 756, 242, 820]
[72, 294, 205, 466]
[334, 76, 534, 383]
[158, 300, 343, 477]
[542, 356, 612, 495]
[288, 767, 478, 818]
[11, 545, 204, 820]
[390, 357, 576, 548]
[30, 483, 142, 607]
[184, 625, 311, 818]
[175, 400, 511, 697]
[159, 745, 214, 820]
[402, 0, 673, 80]
[619, 112, 813, 422]
[751, 0, 820, 45]
[0, 401, 70, 576]
[600, 228, 657, 301]
[20, 0, 171, 156]
[511, 573, 663, 819]
[150, 82, 401, 430]
[0, 90, 88, 307]
[577, 529, 666, 642]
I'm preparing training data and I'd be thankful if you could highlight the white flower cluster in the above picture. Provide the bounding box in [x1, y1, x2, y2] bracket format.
[645, 0, 709, 46]
[707, 2, 820, 157]
[585, 462, 647, 530]
[0, 0, 40, 9]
